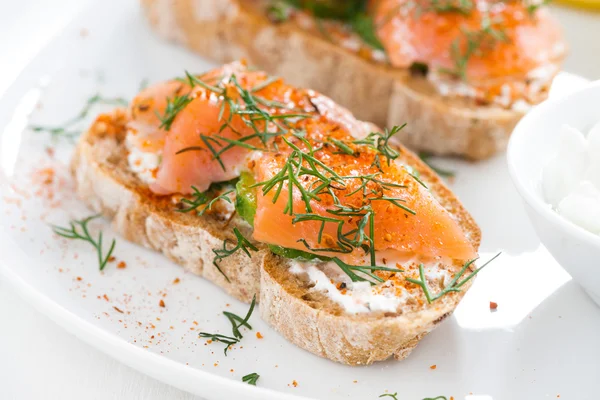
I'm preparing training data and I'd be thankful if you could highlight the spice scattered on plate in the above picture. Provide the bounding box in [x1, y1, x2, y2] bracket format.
[159, 299, 165, 308]
[430, 364, 437, 370]
[117, 261, 127, 269]
[490, 301, 498, 311]
[256, 332, 264, 339]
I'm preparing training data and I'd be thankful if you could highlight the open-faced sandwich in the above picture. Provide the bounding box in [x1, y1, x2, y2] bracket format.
[72, 61, 486, 365]
[141, 0, 566, 159]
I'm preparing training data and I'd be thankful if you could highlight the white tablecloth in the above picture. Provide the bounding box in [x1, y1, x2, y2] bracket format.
[1, 2, 599, 399]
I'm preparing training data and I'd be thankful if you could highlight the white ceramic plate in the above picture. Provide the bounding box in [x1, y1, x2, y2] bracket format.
[1, 1, 599, 399]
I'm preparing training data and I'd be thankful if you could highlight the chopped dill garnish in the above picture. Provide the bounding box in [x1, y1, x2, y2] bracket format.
[156, 93, 194, 131]
[438, 15, 509, 80]
[242, 372, 260, 385]
[353, 124, 405, 167]
[428, 0, 474, 15]
[331, 257, 403, 285]
[329, 137, 355, 155]
[31, 94, 128, 140]
[419, 152, 456, 179]
[51, 215, 116, 271]
[177, 187, 234, 216]
[526, 0, 552, 16]
[212, 228, 258, 282]
[379, 393, 399, 400]
[199, 295, 257, 355]
[350, 12, 385, 51]
[407, 253, 501, 303]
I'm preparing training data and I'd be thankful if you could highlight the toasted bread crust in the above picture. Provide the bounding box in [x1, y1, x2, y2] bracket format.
[73, 109, 480, 365]
[139, 0, 549, 159]
[71, 110, 265, 303]
[259, 146, 480, 365]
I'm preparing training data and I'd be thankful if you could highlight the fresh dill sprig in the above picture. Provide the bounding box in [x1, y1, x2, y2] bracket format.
[253, 133, 344, 216]
[526, 0, 552, 16]
[212, 228, 258, 282]
[267, 0, 295, 22]
[199, 295, 257, 355]
[328, 137, 355, 155]
[353, 124, 405, 167]
[197, 332, 239, 355]
[407, 253, 501, 303]
[138, 78, 150, 92]
[274, 0, 384, 50]
[419, 152, 456, 179]
[351, 12, 385, 51]
[439, 15, 508, 80]
[31, 94, 128, 140]
[156, 93, 194, 131]
[242, 372, 260, 385]
[177, 187, 234, 216]
[429, 0, 474, 15]
[177, 186, 209, 213]
[423, 397, 449, 400]
[379, 393, 399, 400]
[332, 257, 403, 285]
[175, 72, 310, 171]
[51, 215, 116, 271]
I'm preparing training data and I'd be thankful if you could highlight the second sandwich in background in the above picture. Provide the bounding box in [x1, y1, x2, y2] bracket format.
[141, 0, 566, 159]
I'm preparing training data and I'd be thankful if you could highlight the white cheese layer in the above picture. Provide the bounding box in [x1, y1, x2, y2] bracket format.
[127, 144, 160, 185]
[543, 121, 600, 235]
[289, 259, 450, 314]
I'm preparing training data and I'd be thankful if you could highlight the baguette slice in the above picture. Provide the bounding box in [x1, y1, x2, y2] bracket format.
[140, 0, 559, 160]
[72, 108, 480, 365]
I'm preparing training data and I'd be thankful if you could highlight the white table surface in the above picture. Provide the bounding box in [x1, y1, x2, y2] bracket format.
[1, 2, 599, 400]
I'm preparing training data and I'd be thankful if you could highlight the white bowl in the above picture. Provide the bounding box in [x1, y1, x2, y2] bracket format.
[508, 80, 600, 306]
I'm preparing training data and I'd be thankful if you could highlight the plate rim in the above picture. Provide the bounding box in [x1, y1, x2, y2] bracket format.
[0, 262, 314, 400]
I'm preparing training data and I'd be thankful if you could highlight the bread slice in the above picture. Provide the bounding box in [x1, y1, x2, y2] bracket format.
[71, 109, 265, 303]
[72, 108, 481, 365]
[259, 145, 481, 365]
[139, 0, 558, 160]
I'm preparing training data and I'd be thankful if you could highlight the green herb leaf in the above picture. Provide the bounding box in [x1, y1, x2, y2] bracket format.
[379, 393, 399, 400]
[419, 152, 456, 179]
[526, 0, 552, 16]
[351, 13, 385, 51]
[199, 295, 257, 355]
[212, 228, 259, 282]
[331, 257, 403, 286]
[156, 93, 193, 131]
[429, 0, 473, 15]
[242, 372, 260, 385]
[438, 15, 509, 81]
[31, 94, 128, 141]
[353, 124, 405, 167]
[407, 253, 501, 303]
[51, 215, 116, 271]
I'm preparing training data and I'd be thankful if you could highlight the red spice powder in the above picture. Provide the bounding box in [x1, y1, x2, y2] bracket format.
[159, 299, 165, 308]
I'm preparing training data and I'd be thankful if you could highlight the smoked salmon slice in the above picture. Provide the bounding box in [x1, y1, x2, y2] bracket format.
[373, 0, 565, 82]
[124, 61, 476, 263]
[126, 61, 315, 194]
[251, 118, 477, 262]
